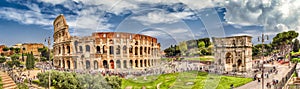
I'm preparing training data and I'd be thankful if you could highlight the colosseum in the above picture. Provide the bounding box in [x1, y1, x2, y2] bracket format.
[53, 15, 161, 71]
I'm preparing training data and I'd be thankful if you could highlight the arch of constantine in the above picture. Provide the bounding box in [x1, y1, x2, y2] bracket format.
[52, 15, 161, 70]
[212, 36, 252, 73]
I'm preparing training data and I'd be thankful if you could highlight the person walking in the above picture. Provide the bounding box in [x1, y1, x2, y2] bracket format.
[230, 84, 234, 89]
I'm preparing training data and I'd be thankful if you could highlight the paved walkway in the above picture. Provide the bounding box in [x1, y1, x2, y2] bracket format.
[0, 72, 17, 89]
[236, 63, 291, 89]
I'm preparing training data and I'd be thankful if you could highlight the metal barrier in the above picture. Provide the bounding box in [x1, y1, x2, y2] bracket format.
[274, 63, 297, 89]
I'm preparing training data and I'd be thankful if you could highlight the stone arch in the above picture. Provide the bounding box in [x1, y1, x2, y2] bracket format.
[140, 47, 143, 55]
[86, 60, 90, 69]
[225, 52, 232, 64]
[140, 60, 143, 67]
[109, 46, 114, 54]
[123, 60, 127, 68]
[74, 60, 77, 69]
[135, 47, 138, 55]
[135, 60, 138, 67]
[129, 46, 133, 54]
[103, 45, 107, 53]
[67, 60, 70, 69]
[110, 60, 115, 69]
[116, 45, 121, 55]
[123, 46, 127, 54]
[96, 46, 101, 53]
[148, 47, 150, 54]
[237, 59, 242, 67]
[103, 60, 108, 69]
[116, 60, 121, 68]
[129, 60, 133, 68]
[148, 59, 150, 67]
[67, 46, 70, 54]
[94, 60, 98, 69]
[86, 45, 90, 52]
[144, 59, 147, 67]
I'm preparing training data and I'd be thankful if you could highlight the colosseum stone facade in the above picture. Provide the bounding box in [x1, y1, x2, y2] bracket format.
[53, 15, 161, 70]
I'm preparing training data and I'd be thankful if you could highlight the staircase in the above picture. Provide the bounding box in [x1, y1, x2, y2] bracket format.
[0, 72, 17, 89]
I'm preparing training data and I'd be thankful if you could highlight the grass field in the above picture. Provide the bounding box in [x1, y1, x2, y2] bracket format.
[122, 71, 252, 89]
[184, 56, 214, 61]
[0, 77, 2, 89]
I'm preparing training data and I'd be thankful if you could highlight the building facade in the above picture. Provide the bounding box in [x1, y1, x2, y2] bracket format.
[212, 36, 252, 72]
[53, 15, 161, 70]
[21, 43, 45, 57]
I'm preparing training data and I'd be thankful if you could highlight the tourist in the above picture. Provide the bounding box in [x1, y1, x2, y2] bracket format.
[258, 78, 261, 83]
[230, 84, 234, 89]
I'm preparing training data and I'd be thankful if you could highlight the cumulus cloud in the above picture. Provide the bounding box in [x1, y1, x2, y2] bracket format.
[220, 0, 300, 33]
[131, 11, 194, 25]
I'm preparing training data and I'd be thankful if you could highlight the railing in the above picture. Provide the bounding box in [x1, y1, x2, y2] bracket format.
[274, 63, 297, 89]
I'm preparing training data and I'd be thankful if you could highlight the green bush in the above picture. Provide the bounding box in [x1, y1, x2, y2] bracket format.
[32, 79, 40, 85]
[17, 83, 29, 89]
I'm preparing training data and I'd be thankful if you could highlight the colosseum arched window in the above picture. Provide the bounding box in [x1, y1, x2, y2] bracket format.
[144, 60, 147, 67]
[129, 60, 133, 68]
[123, 46, 127, 54]
[103, 45, 107, 53]
[116, 45, 121, 55]
[140, 60, 143, 67]
[94, 60, 98, 69]
[129, 46, 133, 54]
[109, 46, 114, 54]
[103, 60, 108, 69]
[140, 47, 143, 55]
[116, 60, 121, 68]
[135, 60, 138, 67]
[85, 45, 90, 52]
[96, 46, 101, 53]
[135, 41, 138, 45]
[123, 60, 127, 68]
[86, 60, 90, 69]
[135, 47, 138, 55]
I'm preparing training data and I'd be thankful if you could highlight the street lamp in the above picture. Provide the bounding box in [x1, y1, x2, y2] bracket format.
[258, 33, 269, 89]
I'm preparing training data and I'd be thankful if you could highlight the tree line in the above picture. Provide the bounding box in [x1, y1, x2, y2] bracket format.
[164, 38, 212, 57]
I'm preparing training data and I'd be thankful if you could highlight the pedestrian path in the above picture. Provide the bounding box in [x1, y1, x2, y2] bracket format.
[0, 72, 17, 89]
[236, 64, 290, 89]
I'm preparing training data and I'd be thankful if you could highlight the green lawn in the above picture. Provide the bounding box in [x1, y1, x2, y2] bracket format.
[122, 71, 252, 89]
[184, 56, 214, 61]
[0, 77, 2, 89]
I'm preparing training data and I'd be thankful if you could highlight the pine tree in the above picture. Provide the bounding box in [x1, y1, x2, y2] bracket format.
[26, 53, 30, 69]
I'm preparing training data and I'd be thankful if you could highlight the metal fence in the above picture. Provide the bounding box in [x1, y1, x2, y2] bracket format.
[274, 63, 297, 89]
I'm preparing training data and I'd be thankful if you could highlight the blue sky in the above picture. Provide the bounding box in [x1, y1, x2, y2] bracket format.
[0, 0, 299, 49]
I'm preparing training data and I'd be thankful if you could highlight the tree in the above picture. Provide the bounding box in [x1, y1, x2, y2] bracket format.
[0, 57, 6, 63]
[9, 47, 15, 53]
[77, 74, 111, 89]
[179, 42, 188, 55]
[293, 39, 300, 52]
[15, 48, 21, 53]
[105, 76, 122, 89]
[2, 47, 9, 51]
[26, 52, 35, 69]
[272, 31, 299, 57]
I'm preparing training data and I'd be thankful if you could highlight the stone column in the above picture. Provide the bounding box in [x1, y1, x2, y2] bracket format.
[70, 59, 74, 70]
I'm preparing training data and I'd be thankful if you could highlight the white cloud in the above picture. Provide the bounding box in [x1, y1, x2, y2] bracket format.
[0, 7, 54, 26]
[220, 0, 300, 34]
[131, 11, 194, 25]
